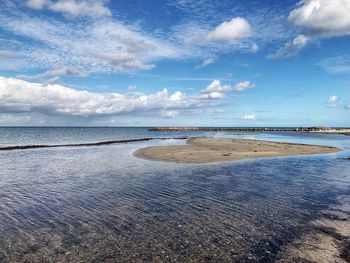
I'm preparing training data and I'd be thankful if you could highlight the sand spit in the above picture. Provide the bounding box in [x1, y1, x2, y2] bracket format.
[134, 137, 339, 164]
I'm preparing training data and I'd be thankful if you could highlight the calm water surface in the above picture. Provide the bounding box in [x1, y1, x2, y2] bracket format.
[0, 128, 349, 262]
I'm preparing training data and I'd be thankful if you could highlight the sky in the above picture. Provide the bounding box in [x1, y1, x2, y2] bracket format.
[0, 0, 349, 127]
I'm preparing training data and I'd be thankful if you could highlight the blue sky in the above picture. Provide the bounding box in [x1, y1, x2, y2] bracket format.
[0, 0, 349, 127]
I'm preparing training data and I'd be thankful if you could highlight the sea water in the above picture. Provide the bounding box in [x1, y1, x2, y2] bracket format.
[0, 127, 349, 262]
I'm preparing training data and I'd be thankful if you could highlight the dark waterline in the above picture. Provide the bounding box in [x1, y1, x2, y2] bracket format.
[0, 137, 189, 151]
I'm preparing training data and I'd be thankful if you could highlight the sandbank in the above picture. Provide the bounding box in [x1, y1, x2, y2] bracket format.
[134, 137, 339, 163]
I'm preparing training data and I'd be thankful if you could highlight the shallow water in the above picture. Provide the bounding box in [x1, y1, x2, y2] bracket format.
[0, 128, 349, 262]
[0, 127, 203, 147]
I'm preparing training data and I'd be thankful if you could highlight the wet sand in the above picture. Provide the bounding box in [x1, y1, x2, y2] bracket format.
[134, 137, 339, 163]
[276, 195, 350, 262]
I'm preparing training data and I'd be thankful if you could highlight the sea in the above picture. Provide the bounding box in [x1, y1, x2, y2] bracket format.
[0, 127, 349, 262]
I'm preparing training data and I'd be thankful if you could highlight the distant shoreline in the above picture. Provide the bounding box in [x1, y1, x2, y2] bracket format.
[134, 137, 339, 164]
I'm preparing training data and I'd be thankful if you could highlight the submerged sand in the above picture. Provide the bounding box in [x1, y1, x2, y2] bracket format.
[134, 137, 339, 163]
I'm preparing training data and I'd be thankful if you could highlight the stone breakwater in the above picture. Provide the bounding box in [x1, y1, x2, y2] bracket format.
[150, 127, 299, 132]
[149, 127, 350, 134]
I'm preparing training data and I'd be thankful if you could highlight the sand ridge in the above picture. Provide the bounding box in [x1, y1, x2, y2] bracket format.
[134, 137, 339, 163]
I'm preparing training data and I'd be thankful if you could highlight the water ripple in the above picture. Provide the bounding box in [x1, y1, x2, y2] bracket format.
[0, 137, 349, 262]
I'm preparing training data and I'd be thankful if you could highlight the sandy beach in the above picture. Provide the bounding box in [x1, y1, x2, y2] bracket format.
[134, 137, 339, 163]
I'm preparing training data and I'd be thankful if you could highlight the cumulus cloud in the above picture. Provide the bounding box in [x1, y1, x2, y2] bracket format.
[327, 95, 339, 104]
[269, 34, 309, 59]
[0, 76, 228, 119]
[197, 80, 254, 100]
[202, 80, 226, 93]
[241, 113, 256, 120]
[289, 0, 350, 37]
[197, 91, 225, 100]
[195, 58, 215, 69]
[202, 80, 255, 93]
[207, 17, 253, 42]
[168, 91, 184, 102]
[270, 0, 350, 60]
[0, 76, 179, 116]
[250, 43, 259, 53]
[233, 81, 255, 91]
[26, 0, 111, 17]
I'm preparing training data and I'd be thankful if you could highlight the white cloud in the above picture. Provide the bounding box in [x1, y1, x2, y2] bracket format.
[50, 0, 111, 17]
[241, 113, 256, 120]
[289, 0, 350, 37]
[269, 0, 350, 60]
[0, 49, 26, 70]
[202, 80, 255, 93]
[195, 58, 215, 69]
[197, 91, 225, 100]
[0, 50, 18, 58]
[207, 17, 253, 42]
[203, 80, 224, 92]
[46, 76, 61, 84]
[160, 110, 179, 118]
[44, 66, 86, 77]
[269, 34, 309, 59]
[169, 91, 184, 102]
[0, 16, 179, 73]
[0, 76, 225, 118]
[250, 43, 259, 53]
[317, 55, 350, 74]
[26, 0, 47, 9]
[346, 104, 350, 109]
[127, 85, 137, 91]
[197, 80, 254, 100]
[0, 76, 178, 116]
[233, 81, 255, 91]
[26, 0, 111, 17]
[327, 95, 339, 104]
[169, 20, 257, 58]
[96, 52, 155, 71]
[3, 0, 308, 75]
[19, 66, 87, 81]
[1, 2, 297, 74]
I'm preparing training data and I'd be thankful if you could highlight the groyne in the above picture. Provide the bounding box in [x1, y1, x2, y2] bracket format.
[149, 127, 350, 134]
